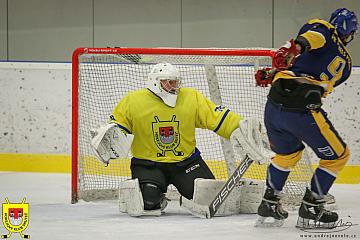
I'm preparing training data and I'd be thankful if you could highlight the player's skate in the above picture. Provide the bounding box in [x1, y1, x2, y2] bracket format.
[255, 187, 288, 227]
[296, 188, 338, 229]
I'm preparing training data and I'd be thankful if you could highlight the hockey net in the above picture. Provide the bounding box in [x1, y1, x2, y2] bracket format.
[72, 47, 314, 207]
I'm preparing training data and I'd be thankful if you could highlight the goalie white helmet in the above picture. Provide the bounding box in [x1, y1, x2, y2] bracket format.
[147, 63, 181, 107]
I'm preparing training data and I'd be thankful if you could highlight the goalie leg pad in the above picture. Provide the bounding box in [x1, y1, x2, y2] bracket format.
[192, 178, 242, 216]
[192, 178, 265, 216]
[118, 179, 162, 217]
[239, 178, 265, 214]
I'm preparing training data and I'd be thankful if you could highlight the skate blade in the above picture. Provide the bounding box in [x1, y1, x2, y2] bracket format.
[296, 217, 336, 229]
[254, 216, 284, 227]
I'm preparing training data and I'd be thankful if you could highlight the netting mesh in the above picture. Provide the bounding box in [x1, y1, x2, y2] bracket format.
[74, 49, 313, 205]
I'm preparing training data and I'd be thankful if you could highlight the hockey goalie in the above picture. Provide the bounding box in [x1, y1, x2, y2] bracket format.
[90, 62, 271, 217]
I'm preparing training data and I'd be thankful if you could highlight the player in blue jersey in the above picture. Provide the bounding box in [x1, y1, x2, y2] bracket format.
[255, 8, 358, 228]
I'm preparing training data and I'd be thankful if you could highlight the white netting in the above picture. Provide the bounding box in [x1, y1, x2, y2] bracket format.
[73, 48, 314, 206]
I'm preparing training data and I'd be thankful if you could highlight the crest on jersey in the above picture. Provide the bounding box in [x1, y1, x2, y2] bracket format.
[2, 198, 30, 239]
[152, 115, 183, 157]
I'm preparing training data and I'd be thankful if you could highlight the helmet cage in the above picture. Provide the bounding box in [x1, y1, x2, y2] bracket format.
[159, 78, 182, 95]
[147, 63, 182, 107]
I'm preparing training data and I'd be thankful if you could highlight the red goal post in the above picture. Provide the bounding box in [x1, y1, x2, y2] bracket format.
[71, 47, 314, 205]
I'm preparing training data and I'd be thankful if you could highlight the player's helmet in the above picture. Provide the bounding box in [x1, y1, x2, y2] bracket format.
[147, 63, 182, 107]
[329, 8, 358, 44]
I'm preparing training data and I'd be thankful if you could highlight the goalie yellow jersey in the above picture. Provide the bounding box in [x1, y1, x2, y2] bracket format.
[110, 88, 241, 163]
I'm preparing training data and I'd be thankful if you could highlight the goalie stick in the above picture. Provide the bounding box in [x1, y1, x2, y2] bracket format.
[180, 156, 254, 218]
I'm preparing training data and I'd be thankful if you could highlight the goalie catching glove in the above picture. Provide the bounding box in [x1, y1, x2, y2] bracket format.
[230, 118, 273, 164]
[90, 123, 134, 165]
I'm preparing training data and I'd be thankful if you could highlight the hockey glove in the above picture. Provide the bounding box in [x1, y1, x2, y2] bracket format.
[90, 123, 134, 165]
[230, 119, 273, 164]
[274, 39, 300, 70]
[255, 67, 277, 87]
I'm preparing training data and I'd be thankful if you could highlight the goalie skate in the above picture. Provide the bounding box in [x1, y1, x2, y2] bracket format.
[255, 188, 288, 227]
[296, 188, 338, 229]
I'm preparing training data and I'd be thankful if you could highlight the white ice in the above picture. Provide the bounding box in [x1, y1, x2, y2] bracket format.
[0, 172, 359, 240]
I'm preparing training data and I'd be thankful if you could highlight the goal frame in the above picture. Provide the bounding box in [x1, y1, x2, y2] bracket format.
[71, 47, 275, 203]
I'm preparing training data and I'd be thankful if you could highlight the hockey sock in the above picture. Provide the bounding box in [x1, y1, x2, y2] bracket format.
[266, 163, 290, 192]
[311, 168, 336, 198]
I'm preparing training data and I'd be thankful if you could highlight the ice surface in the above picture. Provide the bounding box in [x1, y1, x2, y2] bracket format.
[0, 172, 359, 240]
